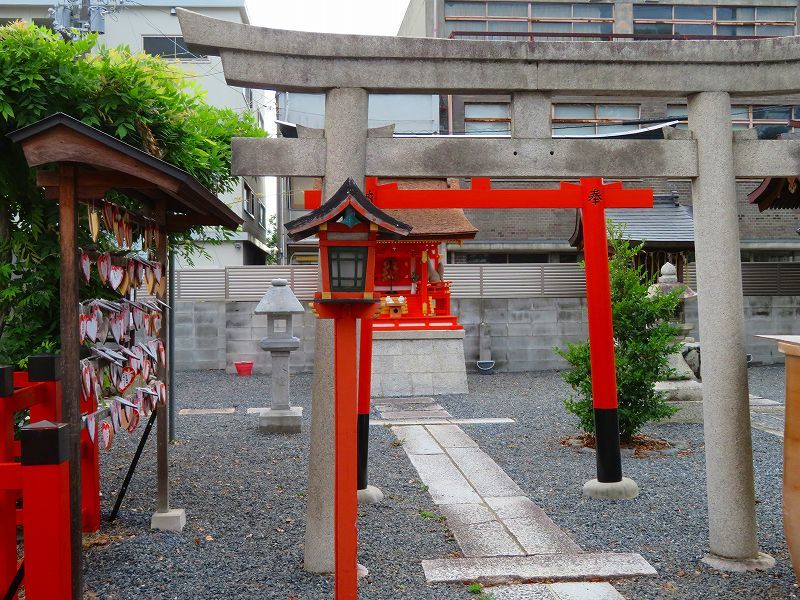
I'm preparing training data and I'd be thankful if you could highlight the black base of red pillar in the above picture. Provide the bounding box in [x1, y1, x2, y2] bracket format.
[594, 408, 622, 483]
[357, 413, 369, 490]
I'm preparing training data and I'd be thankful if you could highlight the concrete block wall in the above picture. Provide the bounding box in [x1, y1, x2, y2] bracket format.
[173, 296, 795, 374]
[174, 301, 227, 371]
[685, 295, 800, 365]
[453, 297, 589, 372]
[371, 330, 468, 396]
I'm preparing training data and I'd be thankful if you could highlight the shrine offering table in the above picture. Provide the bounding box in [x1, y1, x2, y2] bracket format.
[758, 334, 800, 578]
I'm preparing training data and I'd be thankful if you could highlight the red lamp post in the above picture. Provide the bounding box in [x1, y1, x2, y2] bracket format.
[285, 179, 411, 599]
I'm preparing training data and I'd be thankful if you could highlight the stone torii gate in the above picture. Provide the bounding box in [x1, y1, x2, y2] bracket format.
[179, 8, 800, 573]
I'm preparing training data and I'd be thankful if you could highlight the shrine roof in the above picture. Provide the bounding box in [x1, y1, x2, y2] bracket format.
[747, 132, 800, 211]
[383, 208, 478, 241]
[570, 193, 694, 249]
[285, 178, 412, 241]
[7, 112, 242, 232]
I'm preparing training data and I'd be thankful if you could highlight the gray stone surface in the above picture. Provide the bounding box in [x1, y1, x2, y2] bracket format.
[407, 453, 481, 505]
[178, 7, 800, 97]
[487, 582, 625, 600]
[701, 551, 777, 573]
[150, 508, 186, 533]
[371, 329, 468, 397]
[392, 425, 444, 455]
[447, 447, 524, 498]
[582, 477, 639, 500]
[356, 485, 384, 505]
[426, 424, 478, 448]
[303, 86, 369, 575]
[422, 553, 657, 584]
[448, 519, 525, 558]
[689, 91, 763, 562]
[258, 407, 303, 434]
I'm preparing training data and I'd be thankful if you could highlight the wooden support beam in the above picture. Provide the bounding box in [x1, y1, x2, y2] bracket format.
[58, 164, 82, 600]
[37, 169, 155, 190]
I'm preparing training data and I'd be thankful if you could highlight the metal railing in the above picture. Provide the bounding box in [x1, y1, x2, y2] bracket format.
[172, 262, 800, 302]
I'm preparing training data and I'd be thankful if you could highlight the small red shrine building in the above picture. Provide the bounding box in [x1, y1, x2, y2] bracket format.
[372, 207, 477, 331]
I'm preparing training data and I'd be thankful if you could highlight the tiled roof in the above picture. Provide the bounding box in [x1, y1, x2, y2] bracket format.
[570, 194, 694, 248]
[383, 208, 478, 240]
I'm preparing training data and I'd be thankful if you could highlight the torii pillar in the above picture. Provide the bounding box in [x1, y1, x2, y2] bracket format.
[304, 87, 369, 574]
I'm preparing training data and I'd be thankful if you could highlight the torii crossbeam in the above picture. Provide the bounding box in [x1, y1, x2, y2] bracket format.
[307, 177, 653, 486]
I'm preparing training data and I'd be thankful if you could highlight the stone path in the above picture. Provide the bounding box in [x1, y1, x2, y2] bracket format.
[749, 394, 785, 438]
[373, 397, 656, 599]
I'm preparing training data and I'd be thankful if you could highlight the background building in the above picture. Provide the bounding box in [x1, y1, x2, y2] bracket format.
[0, 0, 272, 266]
[398, 0, 800, 265]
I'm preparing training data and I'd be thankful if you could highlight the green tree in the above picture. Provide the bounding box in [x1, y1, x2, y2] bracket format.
[555, 223, 681, 441]
[0, 22, 264, 366]
[264, 214, 279, 264]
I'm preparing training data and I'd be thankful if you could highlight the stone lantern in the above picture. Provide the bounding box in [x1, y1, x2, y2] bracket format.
[254, 278, 305, 433]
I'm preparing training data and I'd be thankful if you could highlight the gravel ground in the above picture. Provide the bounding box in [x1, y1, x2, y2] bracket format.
[83, 371, 464, 600]
[83, 365, 796, 599]
[438, 365, 797, 600]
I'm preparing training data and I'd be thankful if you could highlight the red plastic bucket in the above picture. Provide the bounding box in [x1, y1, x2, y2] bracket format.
[234, 361, 254, 376]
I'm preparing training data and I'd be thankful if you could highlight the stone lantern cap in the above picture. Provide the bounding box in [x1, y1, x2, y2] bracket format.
[255, 279, 305, 315]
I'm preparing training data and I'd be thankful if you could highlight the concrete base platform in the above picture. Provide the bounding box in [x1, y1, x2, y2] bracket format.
[701, 552, 776, 572]
[371, 329, 468, 397]
[151, 508, 186, 532]
[258, 407, 303, 433]
[357, 485, 384, 505]
[422, 552, 657, 584]
[582, 477, 639, 500]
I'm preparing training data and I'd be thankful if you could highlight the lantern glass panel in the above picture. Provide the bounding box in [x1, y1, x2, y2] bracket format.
[328, 246, 368, 292]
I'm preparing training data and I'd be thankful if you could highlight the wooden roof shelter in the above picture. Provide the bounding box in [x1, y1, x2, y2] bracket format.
[8, 112, 241, 598]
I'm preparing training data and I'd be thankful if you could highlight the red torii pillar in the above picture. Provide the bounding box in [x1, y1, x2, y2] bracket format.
[362, 177, 653, 486]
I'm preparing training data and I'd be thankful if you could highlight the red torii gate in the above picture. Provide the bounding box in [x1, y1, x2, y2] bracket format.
[308, 177, 654, 486]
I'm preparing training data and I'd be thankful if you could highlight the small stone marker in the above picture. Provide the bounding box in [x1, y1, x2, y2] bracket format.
[254, 279, 305, 433]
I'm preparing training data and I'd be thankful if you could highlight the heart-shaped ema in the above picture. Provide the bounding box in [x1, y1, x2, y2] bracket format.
[110, 315, 124, 344]
[79, 314, 88, 343]
[86, 413, 97, 444]
[117, 366, 136, 394]
[152, 262, 163, 283]
[109, 265, 125, 291]
[80, 251, 91, 284]
[100, 421, 114, 450]
[86, 312, 98, 343]
[82, 364, 92, 398]
[133, 306, 144, 330]
[127, 409, 140, 433]
[97, 253, 111, 285]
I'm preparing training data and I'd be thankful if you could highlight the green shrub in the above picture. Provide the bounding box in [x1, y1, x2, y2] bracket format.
[555, 223, 682, 441]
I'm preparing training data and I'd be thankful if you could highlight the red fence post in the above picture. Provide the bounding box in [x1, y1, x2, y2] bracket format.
[0, 365, 17, 598]
[357, 319, 373, 491]
[20, 421, 72, 600]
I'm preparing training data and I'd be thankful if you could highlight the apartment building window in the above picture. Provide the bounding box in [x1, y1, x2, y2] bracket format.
[443, 1, 614, 40]
[258, 202, 267, 229]
[243, 182, 255, 217]
[552, 104, 640, 136]
[142, 36, 207, 60]
[632, 5, 796, 37]
[464, 103, 510, 134]
[667, 104, 800, 130]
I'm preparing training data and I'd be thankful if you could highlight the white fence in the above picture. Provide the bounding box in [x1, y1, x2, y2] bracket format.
[173, 262, 800, 301]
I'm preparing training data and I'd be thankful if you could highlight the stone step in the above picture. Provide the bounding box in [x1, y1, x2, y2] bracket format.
[380, 410, 452, 419]
[447, 447, 525, 498]
[392, 425, 444, 455]
[487, 582, 625, 600]
[407, 453, 482, 505]
[422, 552, 657, 584]
[427, 424, 479, 448]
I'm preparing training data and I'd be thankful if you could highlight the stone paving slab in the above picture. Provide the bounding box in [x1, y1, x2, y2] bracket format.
[407, 453, 482, 505]
[373, 396, 436, 405]
[487, 582, 625, 600]
[371, 417, 516, 426]
[448, 519, 525, 558]
[381, 410, 452, 419]
[178, 408, 236, 415]
[448, 447, 525, 498]
[503, 517, 582, 555]
[393, 425, 444, 455]
[422, 552, 657, 584]
[439, 503, 495, 526]
[427, 424, 479, 448]
[374, 403, 445, 413]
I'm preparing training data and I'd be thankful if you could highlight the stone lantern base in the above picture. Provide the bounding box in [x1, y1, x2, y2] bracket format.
[259, 407, 303, 433]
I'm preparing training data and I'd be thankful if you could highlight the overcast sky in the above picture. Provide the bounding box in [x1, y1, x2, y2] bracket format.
[247, 1, 412, 35]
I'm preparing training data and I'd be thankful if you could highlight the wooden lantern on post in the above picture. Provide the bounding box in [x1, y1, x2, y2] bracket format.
[285, 179, 410, 599]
